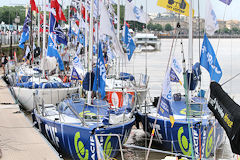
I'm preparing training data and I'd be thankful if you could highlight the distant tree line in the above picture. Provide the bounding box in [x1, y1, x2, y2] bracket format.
[147, 23, 173, 32]
[0, 6, 26, 25]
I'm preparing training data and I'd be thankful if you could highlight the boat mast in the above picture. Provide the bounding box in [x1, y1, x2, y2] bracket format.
[116, 0, 121, 79]
[84, 0, 88, 68]
[30, 6, 33, 65]
[42, 0, 46, 77]
[184, 0, 194, 159]
[87, 0, 94, 105]
[37, 5, 40, 47]
[117, 0, 120, 40]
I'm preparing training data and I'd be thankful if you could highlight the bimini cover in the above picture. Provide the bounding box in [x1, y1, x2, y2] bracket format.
[187, 62, 201, 90]
[208, 82, 240, 154]
[16, 82, 71, 89]
[119, 72, 135, 81]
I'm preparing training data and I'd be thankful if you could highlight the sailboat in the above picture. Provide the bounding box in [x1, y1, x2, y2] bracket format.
[136, 0, 225, 159]
[32, 0, 135, 159]
[11, 0, 80, 111]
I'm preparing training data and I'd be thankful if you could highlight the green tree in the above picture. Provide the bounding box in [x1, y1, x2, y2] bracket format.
[147, 23, 154, 30]
[165, 23, 172, 31]
[155, 24, 163, 31]
[0, 6, 26, 25]
[231, 27, 239, 34]
[223, 27, 230, 34]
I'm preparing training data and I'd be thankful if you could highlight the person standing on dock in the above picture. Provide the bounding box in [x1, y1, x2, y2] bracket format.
[61, 46, 70, 73]
[1, 53, 8, 75]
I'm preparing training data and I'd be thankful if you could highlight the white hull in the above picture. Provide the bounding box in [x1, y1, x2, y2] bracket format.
[13, 87, 79, 111]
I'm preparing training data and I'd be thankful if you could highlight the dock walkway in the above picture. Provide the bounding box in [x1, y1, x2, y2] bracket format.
[0, 74, 60, 160]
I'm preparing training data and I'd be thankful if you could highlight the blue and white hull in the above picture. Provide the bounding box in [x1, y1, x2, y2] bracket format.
[137, 97, 225, 159]
[33, 98, 135, 159]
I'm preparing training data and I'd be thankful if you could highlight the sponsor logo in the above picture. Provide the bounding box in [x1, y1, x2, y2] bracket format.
[45, 124, 59, 148]
[74, 132, 89, 160]
[205, 127, 214, 157]
[103, 135, 113, 159]
[178, 127, 191, 156]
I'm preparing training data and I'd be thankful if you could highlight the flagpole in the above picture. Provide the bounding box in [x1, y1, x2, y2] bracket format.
[117, 0, 120, 40]
[87, 0, 94, 105]
[184, 0, 194, 159]
[30, 7, 33, 65]
[84, 0, 88, 68]
[68, 2, 71, 43]
[37, 6, 40, 47]
[42, 0, 46, 68]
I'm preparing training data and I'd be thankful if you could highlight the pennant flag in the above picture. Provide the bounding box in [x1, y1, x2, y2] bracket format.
[157, 0, 194, 17]
[124, 24, 136, 61]
[76, 43, 83, 55]
[158, 69, 175, 127]
[19, 10, 31, 49]
[125, 0, 150, 24]
[47, 33, 64, 71]
[23, 46, 30, 60]
[170, 57, 182, 85]
[200, 34, 222, 82]
[30, 0, 39, 13]
[219, 0, 232, 5]
[50, 13, 68, 45]
[51, 0, 67, 22]
[72, 55, 84, 71]
[107, 43, 115, 61]
[77, 31, 85, 46]
[170, 68, 182, 85]
[93, 42, 106, 99]
[99, 0, 124, 58]
[68, 21, 72, 41]
[40, 13, 49, 32]
[71, 67, 81, 80]
[205, 0, 219, 36]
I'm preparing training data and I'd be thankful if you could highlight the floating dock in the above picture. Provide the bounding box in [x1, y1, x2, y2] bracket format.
[0, 75, 60, 160]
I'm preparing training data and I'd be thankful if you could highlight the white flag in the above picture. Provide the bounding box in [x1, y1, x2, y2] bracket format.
[99, 1, 125, 58]
[125, 0, 150, 24]
[205, 0, 219, 36]
[72, 20, 79, 35]
[24, 46, 30, 59]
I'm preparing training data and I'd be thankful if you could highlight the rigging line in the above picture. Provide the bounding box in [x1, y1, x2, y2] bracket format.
[220, 72, 240, 86]
[205, 2, 228, 98]
[145, 30, 179, 160]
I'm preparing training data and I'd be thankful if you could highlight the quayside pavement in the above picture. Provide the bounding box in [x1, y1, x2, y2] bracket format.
[0, 69, 60, 160]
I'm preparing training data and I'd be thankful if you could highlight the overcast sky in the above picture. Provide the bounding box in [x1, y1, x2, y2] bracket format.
[1, 0, 240, 20]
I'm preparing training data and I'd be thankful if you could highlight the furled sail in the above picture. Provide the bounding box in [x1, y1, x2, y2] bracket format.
[208, 82, 240, 154]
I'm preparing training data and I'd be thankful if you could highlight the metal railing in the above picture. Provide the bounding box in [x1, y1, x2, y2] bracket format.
[0, 34, 21, 45]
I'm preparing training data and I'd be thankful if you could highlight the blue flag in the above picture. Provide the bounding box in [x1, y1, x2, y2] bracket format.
[200, 34, 222, 82]
[68, 21, 72, 41]
[219, 0, 232, 5]
[77, 30, 85, 46]
[68, 21, 77, 40]
[124, 24, 136, 61]
[71, 67, 81, 80]
[47, 33, 64, 71]
[50, 13, 68, 45]
[93, 42, 106, 99]
[170, 68, 180, 83]
[158, 69, 174, 127]
[19, 10, 31, 49]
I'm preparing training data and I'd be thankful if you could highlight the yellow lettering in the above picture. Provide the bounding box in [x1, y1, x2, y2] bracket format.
[224, 114, 233, 128]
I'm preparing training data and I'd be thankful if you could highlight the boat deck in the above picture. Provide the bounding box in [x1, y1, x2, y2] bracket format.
[0, 73, 60, 160]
